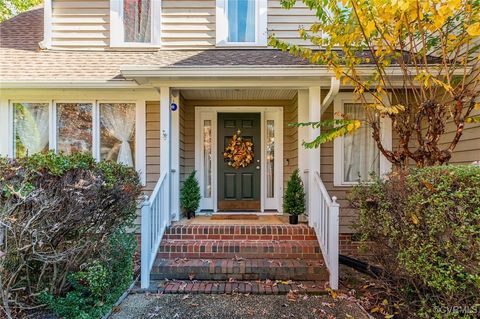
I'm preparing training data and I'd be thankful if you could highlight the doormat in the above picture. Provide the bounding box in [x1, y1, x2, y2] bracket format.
[211, 214, 259, 220]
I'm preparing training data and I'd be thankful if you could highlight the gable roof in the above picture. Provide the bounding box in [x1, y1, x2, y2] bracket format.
[0, 8, 316, 86]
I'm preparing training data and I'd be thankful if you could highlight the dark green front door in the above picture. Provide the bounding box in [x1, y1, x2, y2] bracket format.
[218, 113, 261, 211]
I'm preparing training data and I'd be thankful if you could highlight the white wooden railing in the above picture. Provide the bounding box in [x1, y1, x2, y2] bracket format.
[310, 171, 340, 290]
[140, 171, 170, 289]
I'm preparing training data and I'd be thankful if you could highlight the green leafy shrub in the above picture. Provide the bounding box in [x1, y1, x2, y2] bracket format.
[283, 169, 306, 216]
[180, 171, 201, 215]
[350, 165, 480, 318]
[39, 231, 136, 319]
[0, 152, 142, 317]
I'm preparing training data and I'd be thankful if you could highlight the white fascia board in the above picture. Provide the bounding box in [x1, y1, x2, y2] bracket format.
[0, 80, 142, 89]
[120, 66, 333, 78]
[120, 65, 473, 79]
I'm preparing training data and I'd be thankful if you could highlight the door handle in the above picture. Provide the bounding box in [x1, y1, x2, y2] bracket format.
[256, 166, 260, 170]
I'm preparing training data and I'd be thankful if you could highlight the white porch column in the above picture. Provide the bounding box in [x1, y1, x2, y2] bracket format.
[297, 89, 309, 188]
[170, 92, 180, 221]
[160, 86, 172, 223]
[308, 86, 321, 225]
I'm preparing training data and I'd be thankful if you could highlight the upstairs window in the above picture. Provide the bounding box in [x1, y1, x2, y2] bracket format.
[216, 0, 267, 46]
[110, 0, 161, 47]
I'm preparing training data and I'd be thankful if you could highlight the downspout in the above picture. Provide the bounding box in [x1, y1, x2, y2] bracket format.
[321, 77, 341, 114]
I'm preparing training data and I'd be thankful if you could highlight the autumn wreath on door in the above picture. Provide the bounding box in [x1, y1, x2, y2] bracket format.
[223, 130, 254, 168]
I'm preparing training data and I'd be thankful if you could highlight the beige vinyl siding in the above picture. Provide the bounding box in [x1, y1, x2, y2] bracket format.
[267, 0, 317, 47]
[440, 109, 480, 164]
[51, 0, 110, 50]
[145, 101, 161, 194]
[162, 0, 216, 49]
[49, 0, 316, 50]
[283, 94, 299, 188]
[320, 97, 357, 234]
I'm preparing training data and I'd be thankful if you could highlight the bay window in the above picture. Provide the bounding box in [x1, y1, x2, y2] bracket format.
[110, 0, 161, 47]
[57, 103, 93, 155]
[100, 103, 136, 166]
[10, 101, 138, 170]
[13, 103, 49, 158]
[333, 94, 392, 186]
[216, 0, 268, 46]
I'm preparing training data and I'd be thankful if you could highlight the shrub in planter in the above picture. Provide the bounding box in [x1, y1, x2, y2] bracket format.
[350, 165, 480, 318]
[283, 169, 306, 224]
[0, 152, 142, 318]
[180, 171, 201, 219]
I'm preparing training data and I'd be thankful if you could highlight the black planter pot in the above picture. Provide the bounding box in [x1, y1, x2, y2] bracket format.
[289, 215, 298, 224]
[187, 211, 196, 219]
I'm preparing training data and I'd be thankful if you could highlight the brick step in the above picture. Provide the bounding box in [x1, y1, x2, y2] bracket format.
[152, 258, 328, 281]
[164, 224, 316, 241]
[140, 279, 328, 295]
[158, 240, 322, 259]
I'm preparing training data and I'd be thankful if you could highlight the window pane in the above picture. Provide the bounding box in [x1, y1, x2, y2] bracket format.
[57, 103, 92, 155]
[124, 0, 151, 43]
[203, 120, 212, 198]
[266, 120, 275, 198]
[227, 0, 256, 42]
[14, 103, 49, 158]
[343, 103, 380, 182]
[100, 103, 136, 167]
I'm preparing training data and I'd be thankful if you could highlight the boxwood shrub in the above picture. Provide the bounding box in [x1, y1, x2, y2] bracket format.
[350, 165, 480, 318]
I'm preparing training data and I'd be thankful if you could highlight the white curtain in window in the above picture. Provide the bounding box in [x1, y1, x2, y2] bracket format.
[15, 103, 49, 155]
[101, 104, 136, 166]
[228, 0, 256, 42]
[123, 0, 151, 42]
[343, 104, 379, 182]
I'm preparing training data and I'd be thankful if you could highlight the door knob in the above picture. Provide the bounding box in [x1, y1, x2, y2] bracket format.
[256, 166, 260, 170]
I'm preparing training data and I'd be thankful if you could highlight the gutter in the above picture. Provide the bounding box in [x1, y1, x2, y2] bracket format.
[321, 77, 341, 114]
[120, 65, 472, 79]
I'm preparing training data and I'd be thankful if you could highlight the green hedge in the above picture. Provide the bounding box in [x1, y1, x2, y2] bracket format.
[350, 165, 480, 318]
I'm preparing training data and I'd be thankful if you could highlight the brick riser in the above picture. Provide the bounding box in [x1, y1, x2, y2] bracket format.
[164, 224, 317, 241]
[158, 240, 322, 259]
[152, 258, 328, 281]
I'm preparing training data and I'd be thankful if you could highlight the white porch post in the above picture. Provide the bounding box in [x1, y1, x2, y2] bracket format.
[160, 86, 172, 223]
[308, 86, 321, 226]
[170, 92, 180, 221]
[297, 89, 309, 212]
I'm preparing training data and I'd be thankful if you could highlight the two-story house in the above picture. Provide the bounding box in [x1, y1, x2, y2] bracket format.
[1, 1, 479, 290]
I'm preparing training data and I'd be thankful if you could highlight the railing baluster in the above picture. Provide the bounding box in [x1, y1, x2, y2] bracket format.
[311, 171, 340, 290]
[141, 172, 169, 289]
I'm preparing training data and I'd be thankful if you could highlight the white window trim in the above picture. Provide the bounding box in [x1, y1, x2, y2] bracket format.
[216, 0, 268, 47]
[110, 0, 161, 48]
[5, 100, 146, 185]
[333, 93, 392, 187]
[195, 107, 283, 213]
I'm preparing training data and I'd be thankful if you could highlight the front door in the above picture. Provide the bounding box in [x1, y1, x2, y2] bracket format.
[218, 113, 261, 211]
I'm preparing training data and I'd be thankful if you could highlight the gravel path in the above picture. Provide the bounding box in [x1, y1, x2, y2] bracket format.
[110, 293, 369, 319]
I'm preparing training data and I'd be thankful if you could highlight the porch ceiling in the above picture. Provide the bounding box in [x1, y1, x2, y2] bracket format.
[180, 88, 298, 100]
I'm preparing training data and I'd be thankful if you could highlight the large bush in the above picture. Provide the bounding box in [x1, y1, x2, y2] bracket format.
[0, 152, 142, 317]
[350, 165, 480, 318]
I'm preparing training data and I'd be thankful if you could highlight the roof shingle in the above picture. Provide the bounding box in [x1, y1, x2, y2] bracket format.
[0, 8, 313, 83]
